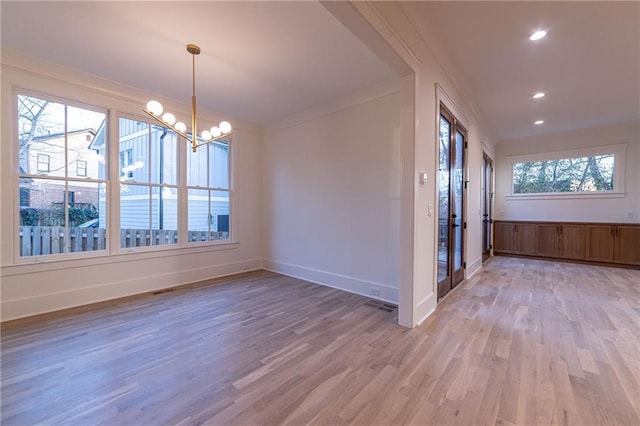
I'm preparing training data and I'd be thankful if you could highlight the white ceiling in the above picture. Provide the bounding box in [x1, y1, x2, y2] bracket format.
[2, 1, 638, 141]
[401, 1, 640, 141]
[1, 1, 397, 126]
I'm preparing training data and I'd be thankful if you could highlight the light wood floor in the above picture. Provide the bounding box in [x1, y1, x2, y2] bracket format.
[2, 257, 639, 425]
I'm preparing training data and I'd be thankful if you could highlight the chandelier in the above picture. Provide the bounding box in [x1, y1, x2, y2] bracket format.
[143, 44, 233, 152]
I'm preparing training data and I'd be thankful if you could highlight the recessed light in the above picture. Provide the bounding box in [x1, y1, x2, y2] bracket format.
[534, 120, 545, 125]
[533, 92, 545, 99]
[530, 30, 547, 41]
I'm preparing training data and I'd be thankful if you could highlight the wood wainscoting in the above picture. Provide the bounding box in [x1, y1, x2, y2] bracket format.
[494, 220, 640, 267]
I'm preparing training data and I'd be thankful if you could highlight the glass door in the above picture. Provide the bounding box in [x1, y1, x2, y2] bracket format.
[482, 153, 494, 262]
[437, 105, 467, 300]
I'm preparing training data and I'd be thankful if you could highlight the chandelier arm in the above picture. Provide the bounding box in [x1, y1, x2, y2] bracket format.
[193, 132, 235, 149]
[143, 109, 193, 144]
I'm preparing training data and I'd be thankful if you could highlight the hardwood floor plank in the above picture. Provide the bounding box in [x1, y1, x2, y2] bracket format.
[2, 258, 639, 425]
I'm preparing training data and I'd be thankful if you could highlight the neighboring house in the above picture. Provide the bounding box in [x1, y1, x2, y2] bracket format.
[20, 128, 103, 223]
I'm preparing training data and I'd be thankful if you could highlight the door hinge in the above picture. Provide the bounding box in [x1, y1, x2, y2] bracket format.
[463, 222, 467, 229]
[490, 244, 493, 249]
[490, 219, 493, 224]
[464, 141, 468, 149]
[463, 262, 467, 268]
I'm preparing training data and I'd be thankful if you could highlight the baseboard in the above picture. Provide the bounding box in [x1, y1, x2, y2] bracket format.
[466, 256, 483, 279]
[415, 293, 437, 326]
[1, 258, 263, 321]
[263, 259, 399, 304]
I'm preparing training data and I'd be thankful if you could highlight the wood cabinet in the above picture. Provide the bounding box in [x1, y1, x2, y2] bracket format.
[514, 223, 536, 255]
[585, 225, 615, 263]
[614, 225, 640, 266]
[494, 222, 513, 253]
[494, 221, 638, 267]
[536, 224, 559, 258]
[558, 224, 585, 260]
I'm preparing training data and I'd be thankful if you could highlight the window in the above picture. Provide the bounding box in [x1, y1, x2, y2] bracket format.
[119, 118, 178, 248]
[509, 145, 626, 197]
[17, 93, 107, 257]
[76, 160, 87, 177]
[119, 149, 133, 180]
[187, 139, 231, 243]
[37, 154, 50, 172]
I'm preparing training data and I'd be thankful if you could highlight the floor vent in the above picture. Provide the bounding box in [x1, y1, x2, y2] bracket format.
[364, 300, 398, 312]
[152, 288, 175, 295]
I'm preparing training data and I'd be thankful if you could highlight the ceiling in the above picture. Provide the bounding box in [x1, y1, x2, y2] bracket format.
[401, 1, 640, 141]
[2, 1, 638, 141]
[0, 1, 396, 126]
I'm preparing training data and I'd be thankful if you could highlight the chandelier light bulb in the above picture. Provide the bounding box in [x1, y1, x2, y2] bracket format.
[201, 130, 212, 140]
[210, 126, 222, 138]
[175, 122, 187, 133]
[146, 100, 163, 116]
[219, 121, 232, 134]
[162, 113, 176, 125]
[529, 30, 547, 41]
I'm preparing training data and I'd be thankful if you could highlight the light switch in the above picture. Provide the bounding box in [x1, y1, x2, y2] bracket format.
[419, 172, 428, 184]
[428, 203, 433, 216]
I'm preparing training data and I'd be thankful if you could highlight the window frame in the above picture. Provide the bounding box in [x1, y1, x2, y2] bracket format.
[14, 89, 110, 263]
[76, 159, 87, 177]
[36, 153, 50, 173]
[10, 84, 238, 266]
[185, 137, 233, 246]
[116, 115, 181, 253]
[506, 144, 627, 200]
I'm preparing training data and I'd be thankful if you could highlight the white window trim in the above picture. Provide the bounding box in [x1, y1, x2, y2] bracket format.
[506, 143, 627, 200]
[11, 87, 239, 265]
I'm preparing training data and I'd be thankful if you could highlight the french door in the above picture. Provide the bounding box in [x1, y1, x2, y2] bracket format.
[437, 105, 467, 300]
[482, 153, 494, 262]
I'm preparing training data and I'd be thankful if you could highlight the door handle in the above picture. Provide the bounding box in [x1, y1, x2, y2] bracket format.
[452, 223, 459, 228]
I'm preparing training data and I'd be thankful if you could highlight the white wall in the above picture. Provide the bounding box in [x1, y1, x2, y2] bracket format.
[495, 120, 640, 223]
[0, 51, 263, 321]
[345, 2, 496, 326]
[262, 80, 402, 303]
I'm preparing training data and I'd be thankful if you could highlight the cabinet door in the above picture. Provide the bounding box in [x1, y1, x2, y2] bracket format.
[536, 224, 559, 257]
[585, 225, 614, 263]
[614, 225, 640, 265]
[514, 223, 537, 255]
[559, 224, 586, 260]
[494, 222, 513, 253]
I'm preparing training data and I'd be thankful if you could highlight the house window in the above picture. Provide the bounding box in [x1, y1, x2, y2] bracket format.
[76, 160, 87, 177]
[36, 154, 50, 172]
[186, 139, 231, 243]
[16, 93, 107, 257]
[119, 118, 178, 248]
[508, 144, 626, 197]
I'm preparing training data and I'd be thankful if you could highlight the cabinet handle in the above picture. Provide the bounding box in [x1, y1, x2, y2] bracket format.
[615, 226, 619, 237]
[611, 227, 615, 237]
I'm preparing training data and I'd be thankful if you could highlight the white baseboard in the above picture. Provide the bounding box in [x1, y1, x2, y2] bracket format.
[1, 258, 263, 321]
[415, 293, 436, 326]
[263, 259, 399, 304]
[466, 256, 483, 279]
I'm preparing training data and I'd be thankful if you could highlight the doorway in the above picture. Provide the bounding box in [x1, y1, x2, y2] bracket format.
[437, 105, 467, 300]
[482, 153, 494, 262]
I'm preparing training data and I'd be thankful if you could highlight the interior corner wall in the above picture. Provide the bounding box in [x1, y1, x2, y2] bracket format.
[344, 1, 496, 326]
[495, 120, 640, 223]
[261, 82, 402, 303]
[0, 54, 263, 321]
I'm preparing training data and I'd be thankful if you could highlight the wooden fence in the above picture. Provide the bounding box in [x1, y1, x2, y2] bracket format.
[19, 226, 229, 256]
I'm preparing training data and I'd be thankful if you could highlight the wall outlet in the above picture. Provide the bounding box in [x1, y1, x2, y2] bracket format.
[370, 288, 380, 296]
[626, 211, 634, 218]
